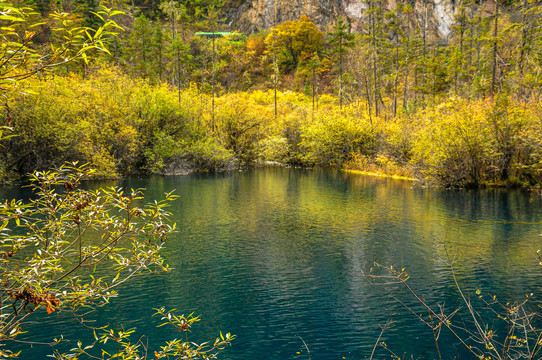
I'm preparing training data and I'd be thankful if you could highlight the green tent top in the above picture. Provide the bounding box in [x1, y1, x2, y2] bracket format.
[195, 32, 247, 40]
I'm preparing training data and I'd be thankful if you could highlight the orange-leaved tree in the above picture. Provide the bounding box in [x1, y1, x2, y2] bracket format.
[264, 15, 324, 72]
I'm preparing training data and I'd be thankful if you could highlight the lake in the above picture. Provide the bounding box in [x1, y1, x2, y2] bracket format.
[4, 167, 542, 359]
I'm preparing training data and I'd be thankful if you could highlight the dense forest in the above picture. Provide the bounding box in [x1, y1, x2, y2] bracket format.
[2, 0, 542, 188]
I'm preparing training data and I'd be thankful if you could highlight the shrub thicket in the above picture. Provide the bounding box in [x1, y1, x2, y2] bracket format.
[3, 68, 542, 188]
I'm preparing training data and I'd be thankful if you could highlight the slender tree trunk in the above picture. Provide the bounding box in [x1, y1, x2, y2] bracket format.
[273, 0, 278, 120]
[171, 17, 181, 103]
[403, 36, 409, 112]
[422, 0, 427, 106]
[172, 18, 176, 81]
[491, 0, 499, 95]
[316, 71, 319, 111]
[371, 2, 379, 117]
[460, 20, 464, 53]
[476, 26, 481, 76]
[200, 58, 205, 124]
[414, 40, 418, 108]
[158, 42, 163, 82]
[274, 60, 278, 119]
[393, 34, 399, 117]
[312, 67, 317, 118]
[455, 15, 464, 95]
[519, 0, 528, 79]
[177, 48, 181, 103]
[339, 37, 343, 109]
[212, 35, 216, 132]
[364, 70, 373, 126]
[468, 15, 473, 72]
[432, 43, 436, 103]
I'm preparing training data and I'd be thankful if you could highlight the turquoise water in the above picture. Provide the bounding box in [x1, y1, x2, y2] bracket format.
[3, 167, 542, 359]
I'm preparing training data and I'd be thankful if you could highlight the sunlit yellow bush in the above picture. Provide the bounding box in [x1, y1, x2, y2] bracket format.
[412, 99, 495, 186]
[411, 97, 542, 187]
[3, 66, 542, 188]
[2, 67, 205, 177]
[300, 109, 376, 166]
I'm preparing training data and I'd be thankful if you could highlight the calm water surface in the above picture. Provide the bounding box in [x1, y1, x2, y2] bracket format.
[3, 167, 542, 359]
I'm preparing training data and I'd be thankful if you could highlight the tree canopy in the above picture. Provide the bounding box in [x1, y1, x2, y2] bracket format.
[264, 15, 323, 72]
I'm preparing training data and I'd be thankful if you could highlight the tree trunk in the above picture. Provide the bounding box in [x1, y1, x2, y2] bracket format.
[212, 35, 216, 132]
[393, 41, 398, 116]
[422, 0, 427, 106]
[403, 35, 409, 111]
[273, 0, 278, 120]
[339, 36, 343, 109]
[371, 2, 379, 117]
[491, 0, 499, 96]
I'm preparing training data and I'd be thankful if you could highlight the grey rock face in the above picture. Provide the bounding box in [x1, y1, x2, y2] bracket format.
[224, 0, 458, 39]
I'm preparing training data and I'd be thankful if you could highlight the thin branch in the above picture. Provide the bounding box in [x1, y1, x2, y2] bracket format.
[369, 319, 391, 360]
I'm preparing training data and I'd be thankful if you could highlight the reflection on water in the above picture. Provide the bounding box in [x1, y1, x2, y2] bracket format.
[3, 168, 542, 359]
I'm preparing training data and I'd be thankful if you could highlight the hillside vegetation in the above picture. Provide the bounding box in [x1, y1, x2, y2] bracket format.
[2, 0, 542, 187]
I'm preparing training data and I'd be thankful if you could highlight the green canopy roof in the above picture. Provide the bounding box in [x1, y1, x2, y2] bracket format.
[195, 32, 247, 39]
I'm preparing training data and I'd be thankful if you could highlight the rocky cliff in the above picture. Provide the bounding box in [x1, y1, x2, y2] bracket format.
[225, 0, 458, 39]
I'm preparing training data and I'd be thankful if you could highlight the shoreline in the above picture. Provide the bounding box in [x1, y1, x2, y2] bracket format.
[342, 169, 418, 181]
